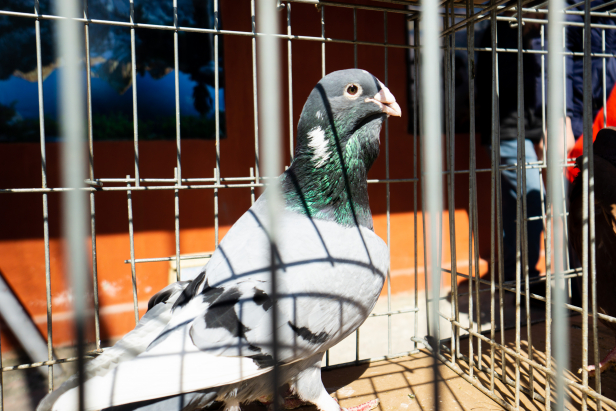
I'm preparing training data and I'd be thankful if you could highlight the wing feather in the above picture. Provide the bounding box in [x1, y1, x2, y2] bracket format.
[51, 324, 270, 411]
[38, 282, 189, 411]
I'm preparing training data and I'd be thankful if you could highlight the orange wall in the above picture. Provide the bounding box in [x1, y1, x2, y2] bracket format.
[0, 0, 530, 352]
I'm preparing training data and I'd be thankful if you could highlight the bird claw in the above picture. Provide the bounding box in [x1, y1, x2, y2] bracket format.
[578, 346, 616, 377]
[340, 398, 380, 411]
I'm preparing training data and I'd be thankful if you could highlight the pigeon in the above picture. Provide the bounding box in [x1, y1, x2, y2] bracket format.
[38, 68, 401, 411]
[569, 127, 616, 376]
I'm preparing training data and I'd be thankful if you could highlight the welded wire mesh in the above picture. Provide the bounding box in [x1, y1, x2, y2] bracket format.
[0, 0, 419, 410]
[0, 0, 613, 410]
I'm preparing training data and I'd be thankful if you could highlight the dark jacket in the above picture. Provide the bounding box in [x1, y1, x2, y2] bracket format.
[565, 0, 616, 138]
[476, 20, 544, 145]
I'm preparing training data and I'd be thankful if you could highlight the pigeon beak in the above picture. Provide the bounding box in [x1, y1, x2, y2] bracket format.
[365, 82, 402, 117]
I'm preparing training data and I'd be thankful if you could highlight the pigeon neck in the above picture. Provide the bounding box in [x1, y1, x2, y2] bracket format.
[280, 119, 382, 230]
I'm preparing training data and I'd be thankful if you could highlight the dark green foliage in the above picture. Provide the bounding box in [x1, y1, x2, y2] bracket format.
[91, 112, 225, 141]
[0, 102, 59, 142]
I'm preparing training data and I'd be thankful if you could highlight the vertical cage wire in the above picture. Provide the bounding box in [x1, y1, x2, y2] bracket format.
[129, 0, 140, 186]
[173, 0, 183, 279]
[354, 6, 361, 363]
[443, 0, 454, 366]
[412, 17, 420, 356]
[446, 0, 460, 366]
[252, 0, 260, 187]
[34, 0, 55, 394]
[488, 0, 500, 392]
[127, 177, 139, 325]
[83, 0, 102, 354]
[514, 1, 524, 406]
[287, 2, 294, 164]
[214, 0, 221, 248]
[465, 0, 476, 378]
[384, 10, 393, 359]
[595, 22, 607, 411]
[582, 0, 592, 409]
[321, 5, 326, 78]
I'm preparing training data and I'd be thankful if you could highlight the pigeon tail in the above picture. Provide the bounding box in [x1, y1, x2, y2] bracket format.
[37, 282, 189, 411]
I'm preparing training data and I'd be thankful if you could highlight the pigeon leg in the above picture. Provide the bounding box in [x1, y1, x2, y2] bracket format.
[580, 345, 616, 377]
[339, 398, 380, 411]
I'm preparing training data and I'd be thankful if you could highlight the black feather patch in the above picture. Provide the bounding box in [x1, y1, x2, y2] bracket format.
[288, 321, 329, 345]
[147, 289, 174, 312]
[247, 344, 261, 353]
[253, 288, 273, 311]
[201, 280, 225, 305]
[172, 270, 206, 310]
[204, 287, 251, 338]
[249, 353, 276, 369]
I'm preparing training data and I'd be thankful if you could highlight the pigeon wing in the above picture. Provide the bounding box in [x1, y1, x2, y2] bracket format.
[37, 281, 191, 411]
[49, 321, 270, 411]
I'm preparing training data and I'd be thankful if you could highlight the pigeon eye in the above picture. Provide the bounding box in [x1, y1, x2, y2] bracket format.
[344, 83, 362, 100]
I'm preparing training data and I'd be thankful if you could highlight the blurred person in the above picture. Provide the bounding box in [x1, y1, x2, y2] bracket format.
[564, 0, 616, 179]
[476, 16, 545, 292]
[564, 0, 616, 310]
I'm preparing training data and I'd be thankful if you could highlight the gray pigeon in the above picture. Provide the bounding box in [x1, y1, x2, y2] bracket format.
[37, 68, 401, 411]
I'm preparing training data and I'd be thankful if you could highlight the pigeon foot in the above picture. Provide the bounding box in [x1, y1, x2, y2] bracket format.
[578, 346, 616, 377]
[340, 398, 380, 411]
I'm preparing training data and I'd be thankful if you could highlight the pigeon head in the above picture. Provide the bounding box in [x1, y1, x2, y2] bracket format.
[295, 69, 401, 153]
[281, 69, 401, 230]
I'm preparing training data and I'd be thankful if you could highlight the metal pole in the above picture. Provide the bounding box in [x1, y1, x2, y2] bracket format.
[547, 0, 569, 408]
[257, 1, 282, 409]
[55, 0, 89, 408]
[421, 0, 443, 407]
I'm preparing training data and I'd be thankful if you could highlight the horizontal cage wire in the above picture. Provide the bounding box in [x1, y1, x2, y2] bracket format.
[0, 0, 615, 410]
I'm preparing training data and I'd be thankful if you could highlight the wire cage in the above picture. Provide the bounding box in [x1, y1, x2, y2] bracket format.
[0, 0, 614, 410]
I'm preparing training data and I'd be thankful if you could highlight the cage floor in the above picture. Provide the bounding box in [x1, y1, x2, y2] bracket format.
[440, 314, 616, 411]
